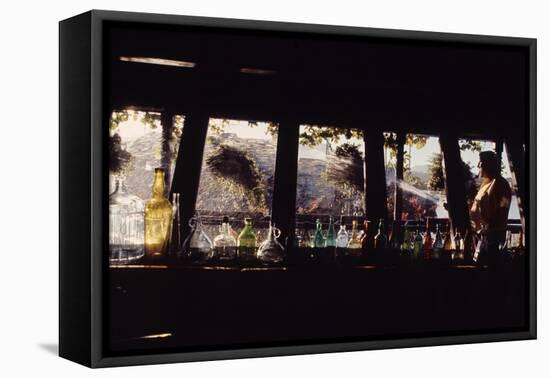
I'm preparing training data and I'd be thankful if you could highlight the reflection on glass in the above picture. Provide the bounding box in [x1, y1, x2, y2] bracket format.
[195, 118, 279, 241]
[401, 134, 448, 221]
[295, 125, 366, 239]
[108, 110, 184, 200]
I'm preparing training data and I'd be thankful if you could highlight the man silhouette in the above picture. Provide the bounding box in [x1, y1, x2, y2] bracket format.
[470, 151, 512, 264]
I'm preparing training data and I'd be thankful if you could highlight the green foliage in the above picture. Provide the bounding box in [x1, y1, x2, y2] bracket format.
[140, 112, 161, 128]
[299, 125, 363, 147]
[109, 110, 129, 129]
[459, 139, 483, 152]
[428, 153, 445, 191]
[405, 134, 428, 150]
[206, 144, 267, 211]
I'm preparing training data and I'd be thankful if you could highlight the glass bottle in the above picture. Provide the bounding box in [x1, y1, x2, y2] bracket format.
[442, 225, 453, 262]
[453, 231, 464, 261]
[302, 225, 312, 248]
[401, 221, 412, 256]
[432, 223, 444, 259]
[463, 229, 474, 262]
[257, 222, 285, 263]
[293, 228, 303, 247]
[183, 214, 213, 262]
[313, 219, 325, 248]
[422, 218, 433, 259]
[109, 178, 144, 263]
[360, 220, 371, 251]
[167, 193, 182, 257]
[144, 168, 173, 259]
[389, 220, 401, 250]
[325, 216, 337, 248]
[374, 218, 388, 250]
[347, 220, 362, 253]
[413, 226, 423, 260]
[237, 218, 257, 262]
[213, 216, 237, 261]
[517, 230, 525, 254]
[336, 224, 349, 248]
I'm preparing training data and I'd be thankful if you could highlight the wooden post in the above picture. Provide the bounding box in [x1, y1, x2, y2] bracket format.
[504, 137, 526, 232]
[439, 134, 470, 233]
[364, 132, 388, 223]
[160, 111, 175, 191]
[170, 112, 210, 243]
[271, 119, 300, 247]
[394, 133, 405, 221]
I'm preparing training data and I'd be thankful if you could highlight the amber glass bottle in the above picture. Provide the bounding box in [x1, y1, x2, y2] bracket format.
[144, 168, 173, 259]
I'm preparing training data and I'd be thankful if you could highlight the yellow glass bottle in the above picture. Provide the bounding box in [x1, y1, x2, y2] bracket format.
[144, 168, 173, 259]
[347, 220, 363, 253]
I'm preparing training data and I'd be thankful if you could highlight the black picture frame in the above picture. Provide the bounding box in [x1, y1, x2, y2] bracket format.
[59, 9, 536, 368]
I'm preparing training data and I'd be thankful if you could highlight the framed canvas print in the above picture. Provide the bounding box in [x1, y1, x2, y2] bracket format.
[59, 10, 536, 368]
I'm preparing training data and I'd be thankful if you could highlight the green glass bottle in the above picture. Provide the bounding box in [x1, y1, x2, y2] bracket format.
[325, 216, 336, 247]
[313, 219, 325, 248]
[237, 218, 257, 262]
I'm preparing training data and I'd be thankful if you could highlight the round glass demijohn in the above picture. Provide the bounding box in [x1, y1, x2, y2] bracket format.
[257, 222, 285, 264]
[109, 177, 145, 263]
[184, 214, 213, 262]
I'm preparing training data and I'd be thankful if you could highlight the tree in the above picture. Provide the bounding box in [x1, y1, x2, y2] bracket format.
[108, 110, 163, 174]
[206, 144, 267, 212]
[326, 143, 364, 193]
[428, 153, 445, 191]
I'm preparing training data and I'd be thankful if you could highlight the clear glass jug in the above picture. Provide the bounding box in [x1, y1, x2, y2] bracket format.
[183, 214, 213, 263]
[257, 222, 285, 264]
[109, 178, 144, 263]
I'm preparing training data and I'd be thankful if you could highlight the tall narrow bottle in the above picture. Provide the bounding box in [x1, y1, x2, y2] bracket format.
[453, 231, 464, 261]
[422, 218, 433, 259]
[237, 218, 257, 262]
[360, 220, 371, 251]
[443, 224, 453, 262]
[325, 216, 336, 248]
[389, 220, 401, 249]
[144, 168, 173, 259]
[401, 221, 412, 257]
[413, 226, 423, 260]
[313, 219, 325, 248]
[167, 193, 182, 257]
[293, 228, 303, 247]
[374, 218, 388, 250]
[432, 223, 444, 259]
